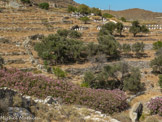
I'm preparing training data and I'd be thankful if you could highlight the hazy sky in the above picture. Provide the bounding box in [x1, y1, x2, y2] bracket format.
[74, 0, 162, 12]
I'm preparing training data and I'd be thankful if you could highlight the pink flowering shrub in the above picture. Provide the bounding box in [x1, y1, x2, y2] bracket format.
[147, 97, 162, 116]
[0, 68, 128, 114]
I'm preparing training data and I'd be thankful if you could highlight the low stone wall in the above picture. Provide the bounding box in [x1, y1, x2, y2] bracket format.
[4, 59, 26, 65]
[23, 37, 47, 72]
[66, 60, 151, 75]
[144, 44, 153, 50]
[116, 38, 158, 42]
[127, 61, 150, 69]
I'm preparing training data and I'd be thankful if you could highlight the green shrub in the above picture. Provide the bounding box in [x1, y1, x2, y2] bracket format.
[67, 5, 77, 13]
[34, 34, 84, 64]
[159, 75, 162, 88]
[116, 22, 124, 36]
[123, 68, 143, 92]
[98, 35, 120, 56]
[141, 25, 149, 33]
[77, 4, 91, 15]
[101, 22, 116, 35]
[132, 42, 145, 57]
[68, 30, 82, 39]
[102, 13, 114, 18]
[82, 71, 95, 88]
[86, 42, 99, 57]
[21, 0, 30, 3]
[129, 21, 149, 37]
[98, 28, 111, 36]
[120, 17, 126, 22]
[129, 21, 141, 37]
[155, 48, 162, 56]
[0, 56, 4, 69]
[57, 29, 69, 37]
[122, 44, 131, 53]
[82, 63, 143, 93]
[80, 82, 89, 88]
[52, 67, 67, 79]
[79, 16, 90, 24]
[39, 3, 49, 10]
[151, 55, 162, 67]
[153, 41, 162, 50]
[150, 54, 162, 73]
[91, 7, 102, 16]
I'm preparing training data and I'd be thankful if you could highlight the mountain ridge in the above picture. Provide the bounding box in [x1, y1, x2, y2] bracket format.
[104, 8, 162, 24]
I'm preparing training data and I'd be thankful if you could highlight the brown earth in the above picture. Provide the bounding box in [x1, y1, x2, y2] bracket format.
[104, 8, 162, 24]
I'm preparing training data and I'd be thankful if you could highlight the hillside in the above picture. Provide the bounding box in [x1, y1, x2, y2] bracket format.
[0, 3, 161, 122]
[104, 8, 162, 24]
[0, 0, 78, 9]
[32, 0, 78, 8]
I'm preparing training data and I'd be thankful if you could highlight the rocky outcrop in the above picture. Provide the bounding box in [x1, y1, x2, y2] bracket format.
[129, 102, 143, 122]
[0, 87, 120, 122]
[29, 34, 44, 40]
[127, 92, 145, 103]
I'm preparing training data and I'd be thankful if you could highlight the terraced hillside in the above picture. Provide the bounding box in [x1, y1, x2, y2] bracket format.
[0, 7, 161, 88]
[0, 7, 99, 71]
[0, 4, 161, 121]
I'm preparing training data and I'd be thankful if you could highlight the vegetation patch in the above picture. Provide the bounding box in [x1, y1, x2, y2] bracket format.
[21, 0, 30, 4]
[82, 63, 144, 93]
[147, 97, 162, 116]
[153, 41, 162, 50]
[39, 3, 49, 10]
[150, 49, 162, 73]
[0, 68, 128, 114]
[129, 21, 149, 37]
[158, 75, 162, 88]
[34, 28, 120, 65]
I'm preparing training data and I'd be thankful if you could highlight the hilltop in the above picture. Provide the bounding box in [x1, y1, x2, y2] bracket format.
[104, 8, 162, 24]
[31, 0, 78, 8]
[0, 0, 78, 9]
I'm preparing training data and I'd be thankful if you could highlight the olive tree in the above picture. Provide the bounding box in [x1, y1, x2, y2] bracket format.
[116, 22, 124, 36]
[98, 35, 120, 56]
[79, 16, 90, 24]
[102, 22, 116, 35]
[150, 54, 162, 73]
[122, 44, 131, 53]
[132, 42, 145, 57]
[129, 21, 141, 37]
[129, 21, 149, 37]
[91, 7, 102, 16]
[78, 4, 91, 15]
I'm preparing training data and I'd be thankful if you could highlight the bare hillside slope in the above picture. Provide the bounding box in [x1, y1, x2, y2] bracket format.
[104, 8, 162, 24]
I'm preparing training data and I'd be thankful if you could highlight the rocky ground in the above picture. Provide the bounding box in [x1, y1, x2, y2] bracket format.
[0, 87, 120, 122]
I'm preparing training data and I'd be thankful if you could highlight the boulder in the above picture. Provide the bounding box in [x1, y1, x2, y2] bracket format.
[0, 38, 10, 44]
[8, 107, 34, 122]
[44, 96, 58, 104]
[129, 102, 143, 122]
[71, 25, 79, 30]
[29, 34, 44, 40]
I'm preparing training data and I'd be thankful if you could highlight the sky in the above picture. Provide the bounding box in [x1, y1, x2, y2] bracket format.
[74, 0, 162, 12]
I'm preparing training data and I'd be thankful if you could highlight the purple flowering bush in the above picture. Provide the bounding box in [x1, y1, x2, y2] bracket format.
[147, 97, 162, 116]
[0, 68, 128, 114]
